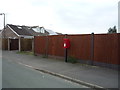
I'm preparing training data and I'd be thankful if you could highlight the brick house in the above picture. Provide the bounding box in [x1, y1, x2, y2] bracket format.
[0, 24, 58, 51]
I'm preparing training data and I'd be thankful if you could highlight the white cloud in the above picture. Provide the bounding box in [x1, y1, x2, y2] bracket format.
[49, 0, 118, 34]
[0, 0, 119, 34]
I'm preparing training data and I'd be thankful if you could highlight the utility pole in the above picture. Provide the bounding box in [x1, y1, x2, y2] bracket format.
[0, 13, 5, 38]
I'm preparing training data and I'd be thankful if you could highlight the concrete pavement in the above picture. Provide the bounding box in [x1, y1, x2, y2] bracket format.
[2, 51, 119, 89]
[3, 58, 88, 88]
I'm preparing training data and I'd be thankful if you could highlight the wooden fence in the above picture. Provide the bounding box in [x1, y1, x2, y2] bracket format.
[20, 38, 33, 51]
[94, 34, 119, 65]
[0, 38, 8, 50]
[34, 33, 120, 68]
[1, 38, 33, 51]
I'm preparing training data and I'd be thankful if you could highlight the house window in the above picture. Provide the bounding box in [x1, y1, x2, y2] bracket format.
[18, 26, 22, 29]
[32, 27, 45, 33]
[32, 27, 40, 33]
[41, 28, 45, 33]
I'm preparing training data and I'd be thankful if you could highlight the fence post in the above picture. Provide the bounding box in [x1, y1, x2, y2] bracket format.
[32, 38, 34, 52]
[91, 32, 94, 65]
[19, 37, 21, 52]
[45, 35, 48, 57]
[8, 38, 10, 51]
[33, 36, 36, 56]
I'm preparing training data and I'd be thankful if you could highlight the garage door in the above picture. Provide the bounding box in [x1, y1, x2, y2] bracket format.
[10, 39, 19, 50]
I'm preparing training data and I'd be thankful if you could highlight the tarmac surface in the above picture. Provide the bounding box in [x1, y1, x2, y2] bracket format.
[2, 51, 119, 89]
[3, 58, 88, 88]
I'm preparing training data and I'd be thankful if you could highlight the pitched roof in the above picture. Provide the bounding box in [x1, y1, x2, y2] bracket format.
[7, 24, 32, 36]
[7, 24, 46, 36]
[7, 24, 58, 36]
[22, 26, 47, 36]
[45, 29, 58, 35]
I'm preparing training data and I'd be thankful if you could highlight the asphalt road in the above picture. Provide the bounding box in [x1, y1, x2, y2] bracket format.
[2, 59, 88, 88]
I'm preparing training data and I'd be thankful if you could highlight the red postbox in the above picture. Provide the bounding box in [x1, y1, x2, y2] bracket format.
[63, 38, 70, 48]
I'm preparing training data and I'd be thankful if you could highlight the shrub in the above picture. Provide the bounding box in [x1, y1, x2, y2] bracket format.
[67, 56, 77, 63]
[42, 54, 48, 58]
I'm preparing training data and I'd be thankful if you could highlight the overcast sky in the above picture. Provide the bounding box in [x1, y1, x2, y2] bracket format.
[0, 0, 119, 34]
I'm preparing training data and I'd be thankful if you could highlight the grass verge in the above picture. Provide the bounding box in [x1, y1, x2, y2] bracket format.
[17, 51, 34, 55]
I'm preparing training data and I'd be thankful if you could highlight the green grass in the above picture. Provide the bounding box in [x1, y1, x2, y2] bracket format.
[17, 51, 34, 55]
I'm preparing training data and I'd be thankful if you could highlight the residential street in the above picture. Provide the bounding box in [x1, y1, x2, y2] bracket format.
[0, 0, 119, 89]
[2, 57, 88, 88]
[2, 51, 119, 88]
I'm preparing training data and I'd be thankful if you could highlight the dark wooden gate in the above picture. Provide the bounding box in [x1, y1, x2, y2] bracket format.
[10, 39, 19, 50]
